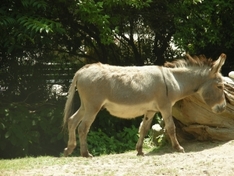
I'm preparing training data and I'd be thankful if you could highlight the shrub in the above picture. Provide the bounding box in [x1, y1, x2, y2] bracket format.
[70, 125, 139, 156]
[0, 99, 65, 158]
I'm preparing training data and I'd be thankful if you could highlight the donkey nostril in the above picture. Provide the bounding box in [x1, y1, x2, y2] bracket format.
[212, 102, 226, 113]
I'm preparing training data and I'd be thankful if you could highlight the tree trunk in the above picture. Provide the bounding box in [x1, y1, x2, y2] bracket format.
[172, 77, 234, 141]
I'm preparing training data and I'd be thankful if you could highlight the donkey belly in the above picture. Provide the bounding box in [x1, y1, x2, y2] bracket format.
[103, 101, 157, 118]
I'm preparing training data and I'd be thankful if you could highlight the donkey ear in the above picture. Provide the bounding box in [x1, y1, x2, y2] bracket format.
[211, 53, 226, 73]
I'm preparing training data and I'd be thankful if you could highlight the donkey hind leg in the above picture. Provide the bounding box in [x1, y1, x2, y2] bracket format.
[161, 109, 185, 153]
[64, 107, 84, 157]
[78, 106, 100, 157]
[136, 111, 155, 156]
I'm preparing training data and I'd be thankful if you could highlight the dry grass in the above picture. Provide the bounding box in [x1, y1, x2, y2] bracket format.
[1, 140, 234, 176]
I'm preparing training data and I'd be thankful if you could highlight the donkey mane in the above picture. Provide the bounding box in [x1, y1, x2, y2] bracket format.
[164, 54, 214, 68]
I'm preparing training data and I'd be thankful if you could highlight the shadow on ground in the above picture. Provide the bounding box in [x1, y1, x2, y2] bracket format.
[146, 140, 227, 156]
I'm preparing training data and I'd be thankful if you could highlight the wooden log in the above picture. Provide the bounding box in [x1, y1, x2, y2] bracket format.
[172, 77, 234, 141]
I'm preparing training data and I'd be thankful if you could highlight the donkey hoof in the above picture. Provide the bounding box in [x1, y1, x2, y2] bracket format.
[81, 152, 93, 158]
[87, 153, 93, 158]
[137, 152, 145, 156]
[177, 146, 185, 153]
[64, 148, 69, 157]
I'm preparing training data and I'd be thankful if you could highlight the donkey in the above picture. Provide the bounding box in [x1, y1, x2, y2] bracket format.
[63, 53, 226, 157]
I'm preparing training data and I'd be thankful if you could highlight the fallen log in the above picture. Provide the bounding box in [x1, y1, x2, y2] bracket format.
[172, 77, 234, 141]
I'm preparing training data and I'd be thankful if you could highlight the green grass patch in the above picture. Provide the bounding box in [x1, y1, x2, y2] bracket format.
[0, 156, 75, 171]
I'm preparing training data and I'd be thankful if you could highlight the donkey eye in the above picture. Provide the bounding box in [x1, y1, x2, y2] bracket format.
[217, 85, 223, 89]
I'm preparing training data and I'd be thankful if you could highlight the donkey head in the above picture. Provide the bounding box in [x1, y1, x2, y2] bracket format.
[199, 53, 226, 113]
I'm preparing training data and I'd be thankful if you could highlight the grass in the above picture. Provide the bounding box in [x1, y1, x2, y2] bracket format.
[1, 157, 49, 170]
[0, 156, 81, 171]
[0, 141, 157, 173]
[0, 148, 153, 176]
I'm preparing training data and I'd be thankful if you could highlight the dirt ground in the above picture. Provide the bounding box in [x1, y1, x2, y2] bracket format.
[3, 140, 234, 176]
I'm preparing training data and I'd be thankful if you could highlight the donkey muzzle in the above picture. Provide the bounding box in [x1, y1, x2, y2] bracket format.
[212, 101, 226, 113]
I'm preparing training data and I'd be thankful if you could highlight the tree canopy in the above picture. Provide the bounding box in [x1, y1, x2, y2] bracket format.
[1, 0, 234, 68]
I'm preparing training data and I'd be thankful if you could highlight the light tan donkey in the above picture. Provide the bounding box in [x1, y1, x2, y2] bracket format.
[63, 54, 226, 157]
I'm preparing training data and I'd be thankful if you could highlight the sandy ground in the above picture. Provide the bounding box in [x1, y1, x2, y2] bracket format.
[2, 140, 234, 176]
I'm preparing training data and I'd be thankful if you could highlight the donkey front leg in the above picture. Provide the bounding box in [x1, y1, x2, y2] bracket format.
[136, 111, 155, 156]
[161, 109, 185, 153]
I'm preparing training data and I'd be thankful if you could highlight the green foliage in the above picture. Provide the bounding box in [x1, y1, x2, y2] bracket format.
[1, 103, 38, 153]
[21, 0, 48, 9]
[0, 0, 65, 55]
[76, 0, 152, 45]
[18, 16, 64, 34]
[172, 0, 234, 57]
[0, 100, 65, 158]
[77, 1, 113, 44]
[1, 0, 176, 66]
[70, 125, 139, 156]
[2, 0, 234, 67]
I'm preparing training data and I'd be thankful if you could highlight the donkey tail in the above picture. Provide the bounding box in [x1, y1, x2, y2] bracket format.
[63, 73, 78, 130]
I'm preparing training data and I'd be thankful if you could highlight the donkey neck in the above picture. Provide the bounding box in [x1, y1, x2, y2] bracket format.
[168, 67, 210, 100]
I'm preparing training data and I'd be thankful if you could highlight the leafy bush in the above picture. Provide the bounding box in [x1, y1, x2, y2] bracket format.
[69, 125, 139, 156]
[68, 113, 164, 157]
[90, 125, 139, 155]
[0, 100, 65, 158]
